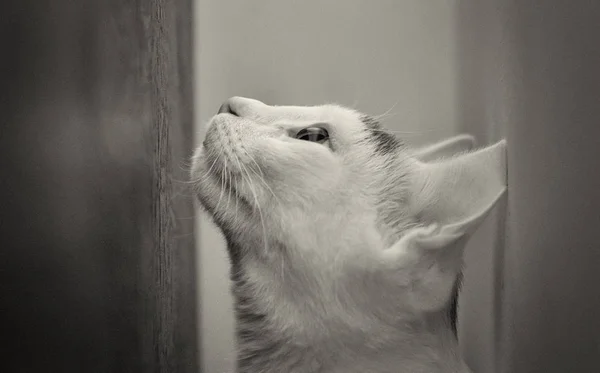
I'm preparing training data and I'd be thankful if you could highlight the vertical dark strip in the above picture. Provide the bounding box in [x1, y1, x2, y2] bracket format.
[448, 274, 462, 338]
[0, 0, 198, 372]
[171, 0, 199, 371]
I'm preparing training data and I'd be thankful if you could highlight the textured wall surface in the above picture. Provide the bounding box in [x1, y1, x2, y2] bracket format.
[1, 1, 197, 372]
[458, 1, 600, 372]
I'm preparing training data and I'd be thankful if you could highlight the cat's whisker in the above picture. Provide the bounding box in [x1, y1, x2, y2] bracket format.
[389, 129, 442, 135]
[225, 158, 239, 220]
[234, 186, 240, 222]
[172, 177, 196, 185]
[240, 146, 266, 178]
[237, 159, 264, 215]
[205, 152, 220, 178]
[217, 148, 229, 208]
[242, 149, 282, 207]
[229, 154, 249, 220]
[223, 156, 236, 212]
[215, 156, 228, 212]
[279, 246, 285, 281]
[356, 127, 443, 140]
[225, 171, 233, 212]
[235, 154, 270, 256]
[225, 183, 232, 213]
[227, 149, 260, 222]
[248, 166, 281, 207]
[371, 100, 400, 122]
[366, 127, 430, 135]
[370, 113, 397, 124]
[188, 149, 219, 188]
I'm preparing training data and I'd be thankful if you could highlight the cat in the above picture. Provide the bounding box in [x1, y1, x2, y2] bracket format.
[190, 97, 507, 373]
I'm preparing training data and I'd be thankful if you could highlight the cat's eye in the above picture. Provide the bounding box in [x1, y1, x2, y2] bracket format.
[295, 127, 329, 144]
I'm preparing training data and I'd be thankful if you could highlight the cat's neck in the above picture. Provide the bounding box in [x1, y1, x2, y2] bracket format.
[233, 310, 471, 373]
[231, 274, 471, 373]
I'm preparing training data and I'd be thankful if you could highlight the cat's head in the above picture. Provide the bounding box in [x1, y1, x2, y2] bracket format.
[191, 97, 506, 341]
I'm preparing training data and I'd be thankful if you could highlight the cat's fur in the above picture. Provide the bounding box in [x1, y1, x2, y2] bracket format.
[191, 97, 507, 373]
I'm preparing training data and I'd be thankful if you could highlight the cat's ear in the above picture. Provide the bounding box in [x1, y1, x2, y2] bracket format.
[383, 140, 507, 311]
[413, 134, 476, 162]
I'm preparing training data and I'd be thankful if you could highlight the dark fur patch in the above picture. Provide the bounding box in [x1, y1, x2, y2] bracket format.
[232, 273, 269, 335]
[447, 272, 463, 338]
[227, 243, 285, 372]
[360, 114, 382, 129]
[369, 130, 403, 155]
[360, 115, 403, 155]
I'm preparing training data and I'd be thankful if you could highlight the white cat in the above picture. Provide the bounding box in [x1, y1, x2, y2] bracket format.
[191, 97, 507, 373]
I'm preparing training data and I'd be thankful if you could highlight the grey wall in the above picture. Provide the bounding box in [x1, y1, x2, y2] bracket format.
[455, 1, 512, 371]
[194, 1, 461, 372]
[1, 1, 197, 372]
[458, 1, 600, 372]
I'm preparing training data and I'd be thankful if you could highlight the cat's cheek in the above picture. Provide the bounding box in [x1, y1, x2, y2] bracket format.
[257, 139, 332, 168]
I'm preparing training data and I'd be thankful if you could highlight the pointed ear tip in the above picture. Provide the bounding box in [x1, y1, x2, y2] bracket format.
[495, 138, 507, 149]
[457, 134, 477, 147]
[457, 133, 476, 142]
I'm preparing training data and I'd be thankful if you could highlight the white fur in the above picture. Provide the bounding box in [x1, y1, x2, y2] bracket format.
[191, 97, 507, 373]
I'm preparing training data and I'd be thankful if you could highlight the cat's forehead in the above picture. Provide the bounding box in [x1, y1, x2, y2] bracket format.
[226, 96, 364, 130]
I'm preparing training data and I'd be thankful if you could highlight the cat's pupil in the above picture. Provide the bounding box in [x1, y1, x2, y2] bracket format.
[296, 127, 329, 143]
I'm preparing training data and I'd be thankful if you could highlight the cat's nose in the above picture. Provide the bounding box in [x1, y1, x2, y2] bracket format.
[217, 98, 239, 116]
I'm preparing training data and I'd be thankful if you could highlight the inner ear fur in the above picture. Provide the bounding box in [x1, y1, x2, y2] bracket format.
[383, 139, 507, 311]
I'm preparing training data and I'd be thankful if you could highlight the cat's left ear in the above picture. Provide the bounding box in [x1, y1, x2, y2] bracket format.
[413, 134, 476, 162]
[383, 140, 507, 311]
[410, 139, 507, 230]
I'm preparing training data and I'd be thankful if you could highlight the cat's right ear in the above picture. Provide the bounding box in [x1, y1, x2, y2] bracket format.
[381, 139, 507, 312]
[380, 187, 505, 313]
[413, 134, 476, 162]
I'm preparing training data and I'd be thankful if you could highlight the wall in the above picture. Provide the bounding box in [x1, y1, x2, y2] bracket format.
[1, 0, 197, 372]
[455, 1, 512, 371]
[457, 1, 600, 372]
[194, 1, 460, 372]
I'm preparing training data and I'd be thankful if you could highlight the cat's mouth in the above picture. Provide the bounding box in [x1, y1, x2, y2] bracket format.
[202, 118, 242, 173]
[199, 156, 255, 213]
[202, 113, 271, 177]
[195, 137, 260, 214]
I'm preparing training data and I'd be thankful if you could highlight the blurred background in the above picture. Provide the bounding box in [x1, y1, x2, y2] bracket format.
[3, 1, 599, 373]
